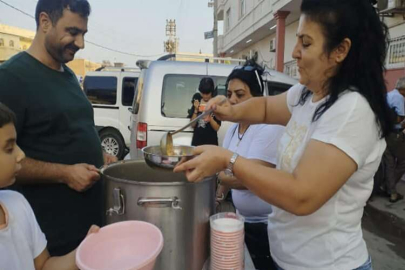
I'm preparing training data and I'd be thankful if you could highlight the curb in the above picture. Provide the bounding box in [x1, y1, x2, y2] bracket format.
[363, 201, 405, 253]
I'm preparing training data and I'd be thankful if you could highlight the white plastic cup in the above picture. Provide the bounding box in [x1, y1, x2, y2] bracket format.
[210, 212, 245, 233]
[210, 212, 245, 270]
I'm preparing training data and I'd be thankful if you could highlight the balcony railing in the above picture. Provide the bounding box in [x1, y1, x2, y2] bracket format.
[284, 60, 298, 79]
[387, 35, 405, 69]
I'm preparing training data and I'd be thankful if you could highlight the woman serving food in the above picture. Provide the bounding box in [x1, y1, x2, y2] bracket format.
[175, 0, 393, 269]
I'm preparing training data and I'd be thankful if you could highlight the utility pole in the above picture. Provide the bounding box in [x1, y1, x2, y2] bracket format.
[163, 19, 179, 54]
[209, 0, 218, 59]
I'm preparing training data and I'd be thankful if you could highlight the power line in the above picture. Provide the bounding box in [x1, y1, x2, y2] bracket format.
[85, 40, 164, 58]
[0, 0, 164, 58]
[0, 0, 35, 19]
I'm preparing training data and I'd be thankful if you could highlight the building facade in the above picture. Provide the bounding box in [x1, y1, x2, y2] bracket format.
[0, 23, 35, 63]
[213, 0, 405, 90]
[66, 59, 102, 78]
[0, 23, 101, 79]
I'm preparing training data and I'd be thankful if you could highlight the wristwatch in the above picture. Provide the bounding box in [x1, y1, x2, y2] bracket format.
[224, 152, 239, 177]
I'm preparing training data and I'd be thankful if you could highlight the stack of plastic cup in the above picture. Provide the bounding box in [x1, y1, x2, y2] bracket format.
[210, 212, 245, 270]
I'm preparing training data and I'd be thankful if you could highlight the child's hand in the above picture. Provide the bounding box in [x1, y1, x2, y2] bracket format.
[86, 225, 100, 237]
[193, 99, 200, 109]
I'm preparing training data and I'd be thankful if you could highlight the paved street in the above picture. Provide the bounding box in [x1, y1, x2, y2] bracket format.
[363, 229, 405, 270]
[363, 180, 405, 270]
[219, 180, 405, 270]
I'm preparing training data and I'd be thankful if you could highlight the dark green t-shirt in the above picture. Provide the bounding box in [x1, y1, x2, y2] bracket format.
[0, 52, 104, 255]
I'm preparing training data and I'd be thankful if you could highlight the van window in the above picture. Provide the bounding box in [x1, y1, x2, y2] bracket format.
[162, 75, 202, 118]
[132, 72, 145, 114]
[266, 82, 292, 96]
[122, 77, 138, 106]
[84, 76, 117, 105]
[161, 75, 227, 118]
[214, 77, 227, 96]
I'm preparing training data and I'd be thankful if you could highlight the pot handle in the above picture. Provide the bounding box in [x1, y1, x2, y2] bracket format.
[137, 197, 182, 210]
[106, 188, 125, 216]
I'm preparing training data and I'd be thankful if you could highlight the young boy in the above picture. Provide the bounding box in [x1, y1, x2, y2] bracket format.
[190, 77, 221, 146]
[0, 103, 98, 270]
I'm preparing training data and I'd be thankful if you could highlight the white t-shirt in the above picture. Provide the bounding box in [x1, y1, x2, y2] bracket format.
[268, 84, 386, 270]
[223, 123, 285, 223]
[0, 190, 47, 270]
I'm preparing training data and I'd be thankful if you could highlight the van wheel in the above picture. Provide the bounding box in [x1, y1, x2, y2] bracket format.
[100, 129, 125, 160]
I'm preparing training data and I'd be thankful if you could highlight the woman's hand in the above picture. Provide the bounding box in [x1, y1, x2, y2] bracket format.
[206, 96, 235, 122]
[174, 145, 233, 182]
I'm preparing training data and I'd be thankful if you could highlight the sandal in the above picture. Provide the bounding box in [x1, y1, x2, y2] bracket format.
[389, 193, 404, 203]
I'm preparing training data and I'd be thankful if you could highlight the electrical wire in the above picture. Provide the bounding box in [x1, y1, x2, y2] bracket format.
[0, 0, 35, 19]
[0, 0, 164, 58]
[85, 40, 164, 58]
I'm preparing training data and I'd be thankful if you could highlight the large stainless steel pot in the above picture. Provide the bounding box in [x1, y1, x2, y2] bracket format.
[101, 160, 215, 270]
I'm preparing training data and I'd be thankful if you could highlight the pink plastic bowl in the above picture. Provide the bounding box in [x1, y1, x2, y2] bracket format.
[76, 221, 164, 270]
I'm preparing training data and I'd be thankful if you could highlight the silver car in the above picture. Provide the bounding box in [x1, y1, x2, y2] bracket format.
[128, 59, 297, 159]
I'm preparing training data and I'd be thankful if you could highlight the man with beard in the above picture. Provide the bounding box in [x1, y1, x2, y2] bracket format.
[0, 0, 116, 256]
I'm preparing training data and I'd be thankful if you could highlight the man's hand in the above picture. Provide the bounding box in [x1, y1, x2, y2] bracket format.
[62, 164, 100, 192]
[103, 152, 118, 165]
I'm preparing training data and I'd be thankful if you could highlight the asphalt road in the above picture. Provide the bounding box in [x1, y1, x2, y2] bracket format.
[363, 229, 405, 270]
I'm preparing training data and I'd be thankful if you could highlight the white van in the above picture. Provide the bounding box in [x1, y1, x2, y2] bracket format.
[83, 67, 140, 159]
[128, 59, 297, 159]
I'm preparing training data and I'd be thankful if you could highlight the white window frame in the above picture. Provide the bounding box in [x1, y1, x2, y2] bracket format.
[226, 8, 231, 32]
[240, 0, 246, 18]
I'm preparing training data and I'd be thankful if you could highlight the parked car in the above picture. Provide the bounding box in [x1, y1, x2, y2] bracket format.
[128, 58, 297, 159]
[83, 67, 140, 159]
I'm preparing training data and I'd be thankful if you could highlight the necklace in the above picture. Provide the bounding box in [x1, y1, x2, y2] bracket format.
[236, 124, 250, 146]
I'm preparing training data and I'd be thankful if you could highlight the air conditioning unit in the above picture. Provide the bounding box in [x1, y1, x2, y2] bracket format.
[270, 38, 276, 52]
[378, 0, 405, 14]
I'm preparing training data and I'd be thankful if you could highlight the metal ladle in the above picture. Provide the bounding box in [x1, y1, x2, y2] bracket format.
[160, 98, 226, 155]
